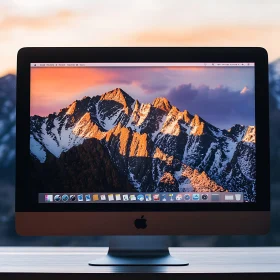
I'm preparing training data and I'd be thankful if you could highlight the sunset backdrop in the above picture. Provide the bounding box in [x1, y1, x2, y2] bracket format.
[1, 0, 280, 76]
[30, 66, 255, 129]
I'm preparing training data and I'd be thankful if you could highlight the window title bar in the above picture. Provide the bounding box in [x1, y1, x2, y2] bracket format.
[30, 62, 255, 68]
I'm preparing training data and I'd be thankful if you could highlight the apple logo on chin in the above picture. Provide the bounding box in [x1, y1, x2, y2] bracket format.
[134, 215, 147, 229]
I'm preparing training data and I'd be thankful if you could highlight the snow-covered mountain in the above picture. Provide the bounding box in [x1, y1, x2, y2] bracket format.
[270, 58, 280, 110]
[269, 59, 280, 184]
[0, 74, 16, 180]
[30, 88, 256, 201]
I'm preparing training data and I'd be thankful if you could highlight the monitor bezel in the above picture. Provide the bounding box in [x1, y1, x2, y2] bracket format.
[16, 47, 270, 212]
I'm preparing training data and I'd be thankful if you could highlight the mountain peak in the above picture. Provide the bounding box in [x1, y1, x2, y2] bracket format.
[152, 97, 172, 112]
[100, 88, 134, 107]
[181, 110, 192, 123]
[240, 86, 250, 94]
[0, 74, 16, 82]
[66, 101, 77, 115]
[242, 126, 256, 143]
[190, 114, 205, 136]
[0, 74, 16, 99]
[191, 114, 201, 125]
[133, 99, 141, 111]
[271, 58, 280, 70]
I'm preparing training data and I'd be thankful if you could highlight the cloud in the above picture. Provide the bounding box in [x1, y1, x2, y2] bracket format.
[168, 84, 198, 102]
[141, 83, 169, 94]
[166, 83, 255, 129]
[9, 0, 71, 13]
[125, 24, 280, 62]
[129, 25, 279, 45]
[0, 9, 78, 30]
[100, 67, 170, 95]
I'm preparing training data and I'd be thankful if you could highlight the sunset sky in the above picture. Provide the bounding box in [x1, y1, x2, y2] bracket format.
[31, 66, 255, 129]
[1, 0, 280, 76]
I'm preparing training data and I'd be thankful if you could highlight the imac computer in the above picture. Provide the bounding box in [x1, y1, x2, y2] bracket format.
[16, 47, 270, 266]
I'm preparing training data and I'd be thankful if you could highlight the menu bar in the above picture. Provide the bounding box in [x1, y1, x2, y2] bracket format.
[39, 192, 244, 203]
[30, 63, 254, 68]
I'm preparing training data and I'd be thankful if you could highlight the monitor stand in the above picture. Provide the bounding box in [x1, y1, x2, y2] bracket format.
[88, 236, 189, 266]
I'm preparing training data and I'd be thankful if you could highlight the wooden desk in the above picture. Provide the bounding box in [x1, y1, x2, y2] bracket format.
[0, 247, 279, 279]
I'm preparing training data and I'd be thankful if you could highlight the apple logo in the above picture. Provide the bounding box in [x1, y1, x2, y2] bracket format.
[134, 215, 147, 229]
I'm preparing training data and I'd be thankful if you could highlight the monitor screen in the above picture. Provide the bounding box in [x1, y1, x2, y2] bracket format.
[29, 63, 255, 204]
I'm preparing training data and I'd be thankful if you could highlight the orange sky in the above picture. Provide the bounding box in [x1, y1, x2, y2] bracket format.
[30, 66, 213, 115]
[30, 67, 118, 115]
[0, 9, 75, 30]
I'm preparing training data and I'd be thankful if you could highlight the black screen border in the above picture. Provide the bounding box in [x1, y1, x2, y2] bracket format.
[16, 47, 270, 212]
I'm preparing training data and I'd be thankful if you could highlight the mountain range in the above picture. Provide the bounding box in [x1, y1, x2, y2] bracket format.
[0, 74, 16, 181]
[30, 87, 256, 201]
[2, 59, 280, 203]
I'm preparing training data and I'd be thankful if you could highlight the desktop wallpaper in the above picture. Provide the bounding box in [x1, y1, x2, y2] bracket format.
[0, 0, 279, 245]
[30, 66, 256, 201]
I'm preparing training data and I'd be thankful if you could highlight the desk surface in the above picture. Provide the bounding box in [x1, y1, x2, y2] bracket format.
[0, 247, 280, 279]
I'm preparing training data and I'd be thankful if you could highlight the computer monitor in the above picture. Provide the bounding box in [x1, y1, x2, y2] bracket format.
[16, 47, 270, 266]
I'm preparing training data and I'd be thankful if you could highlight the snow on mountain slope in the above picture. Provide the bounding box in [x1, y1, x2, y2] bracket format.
[96, 88, 134, 130]
[134, 103, 151, 126]
[30, 135, 46, 163]
[242, 126, 256, 143]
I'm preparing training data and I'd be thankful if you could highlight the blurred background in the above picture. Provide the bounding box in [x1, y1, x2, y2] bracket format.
[0, 0, 279, 246]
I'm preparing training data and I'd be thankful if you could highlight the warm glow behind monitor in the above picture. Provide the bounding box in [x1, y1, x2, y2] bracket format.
[16, 48, 270, 235]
